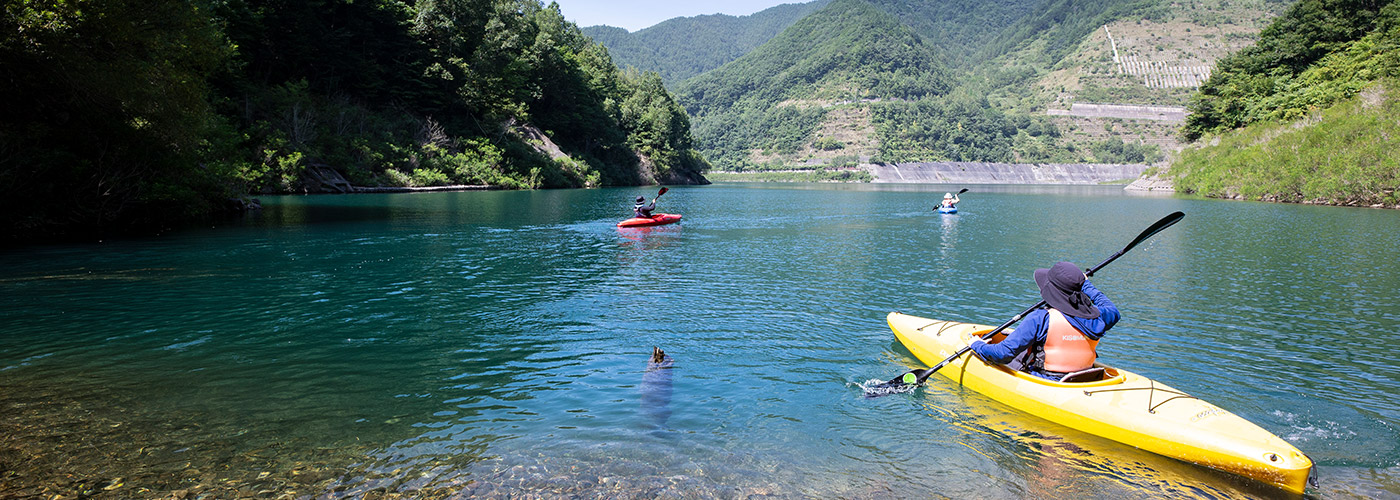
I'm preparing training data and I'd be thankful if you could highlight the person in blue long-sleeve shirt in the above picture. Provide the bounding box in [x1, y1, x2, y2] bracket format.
[633, 196, 656, 218]
[969, 261, 1120, 381]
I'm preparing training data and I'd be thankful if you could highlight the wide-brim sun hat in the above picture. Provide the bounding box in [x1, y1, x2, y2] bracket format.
[636, 196, 645, 202]
[1034, 261, 1100, 318]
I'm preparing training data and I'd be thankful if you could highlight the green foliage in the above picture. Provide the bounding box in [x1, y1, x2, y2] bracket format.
[1170, 79, 1400, 206]
[691, 105, 829, 167]
[380, 168, 413, 187]
[814, 138, 846, 151]
[617, 70, 702, 179]
[1184, 0, 1400, 139]
[869, 92, 1020, 163]
[1012, 130, 1083, 163]
[1, 0, 230, 241]
[410, 168, 451, 187]
[1089, 138, 1162, 163]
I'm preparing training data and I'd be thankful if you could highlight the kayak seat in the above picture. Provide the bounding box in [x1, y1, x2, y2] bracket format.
[1058, 367, 1106, 383]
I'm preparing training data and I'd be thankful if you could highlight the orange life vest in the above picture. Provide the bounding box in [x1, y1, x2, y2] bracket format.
[1042, 309, 1098, 373]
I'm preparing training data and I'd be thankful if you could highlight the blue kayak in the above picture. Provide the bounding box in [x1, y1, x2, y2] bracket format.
[936, 206, 958, 214]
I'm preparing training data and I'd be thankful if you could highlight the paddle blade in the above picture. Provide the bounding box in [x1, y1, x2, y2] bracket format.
[876, 369, 923, 387]
[1122, 211, 1184, 254]
[657, 187, 669, 197]
[958, 188, 969, 194]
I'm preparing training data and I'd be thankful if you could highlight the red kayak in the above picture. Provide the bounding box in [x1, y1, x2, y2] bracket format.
[618, 213, 682, 227]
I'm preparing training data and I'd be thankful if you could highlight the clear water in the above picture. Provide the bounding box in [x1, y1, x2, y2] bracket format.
[3, 183, 1398, 499]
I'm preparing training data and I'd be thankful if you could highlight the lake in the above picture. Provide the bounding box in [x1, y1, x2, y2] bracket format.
[2, 183, 1398, 498]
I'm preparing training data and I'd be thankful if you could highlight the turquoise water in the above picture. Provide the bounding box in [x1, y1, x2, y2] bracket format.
[2, 183, 1398, 498]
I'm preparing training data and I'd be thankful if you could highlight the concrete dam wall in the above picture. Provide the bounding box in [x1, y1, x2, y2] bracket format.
[870, 162, 1148, 184]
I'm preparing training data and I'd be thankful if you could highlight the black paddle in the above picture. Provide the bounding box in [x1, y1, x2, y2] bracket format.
[874, 211, 1185, 390]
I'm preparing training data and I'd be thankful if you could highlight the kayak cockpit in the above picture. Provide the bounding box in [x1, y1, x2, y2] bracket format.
[1000, 364, 1127, 388]
[965, 328, 1128, 388]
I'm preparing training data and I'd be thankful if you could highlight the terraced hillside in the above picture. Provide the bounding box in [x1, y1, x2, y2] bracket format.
[586, 0, 1293, 174]
[988, 0, 1291, 160]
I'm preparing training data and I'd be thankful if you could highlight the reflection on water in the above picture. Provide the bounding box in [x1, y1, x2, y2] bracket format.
[927, 387, 1304, 499]
[2, 184, 1398, 498]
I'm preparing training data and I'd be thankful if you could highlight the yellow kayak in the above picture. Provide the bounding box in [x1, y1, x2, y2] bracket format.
[887, 311, 1314, 494]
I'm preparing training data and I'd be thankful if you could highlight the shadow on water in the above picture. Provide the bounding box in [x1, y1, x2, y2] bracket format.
[640, 347, 675, 431]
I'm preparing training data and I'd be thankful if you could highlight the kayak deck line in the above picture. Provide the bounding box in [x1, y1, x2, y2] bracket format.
[1082, 382, 1198, 414]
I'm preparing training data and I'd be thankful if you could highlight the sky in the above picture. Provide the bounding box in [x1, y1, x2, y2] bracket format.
[548, 0, 801, 32]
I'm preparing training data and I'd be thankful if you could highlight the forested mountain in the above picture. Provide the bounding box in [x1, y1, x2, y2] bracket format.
[673, 0, 955, 166]
[1, 0, 707, 242]
[581, 1, 831, 85]
[583, 0, 1203, 170]
[866, 0, 1045, 64]
[1170, 0, 1399, 207]
[974, 0, 1163, 68]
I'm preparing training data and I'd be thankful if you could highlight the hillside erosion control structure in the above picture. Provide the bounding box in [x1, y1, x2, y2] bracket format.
[871, 162, 1147, 184]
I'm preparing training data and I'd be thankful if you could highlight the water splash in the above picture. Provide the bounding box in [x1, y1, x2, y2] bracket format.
[855, 378, 917, 398]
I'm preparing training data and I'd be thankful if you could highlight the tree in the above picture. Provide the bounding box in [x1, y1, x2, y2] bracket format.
[1, 0, 229, 241]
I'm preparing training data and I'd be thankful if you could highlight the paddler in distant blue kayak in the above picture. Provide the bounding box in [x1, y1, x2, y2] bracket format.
[633, 195, 656, 218]
[940, 192, 959, 210]
[969, 261, 1120, 381]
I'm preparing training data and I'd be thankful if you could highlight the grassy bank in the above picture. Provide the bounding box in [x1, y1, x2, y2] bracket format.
[1169, 80, 1400, 208]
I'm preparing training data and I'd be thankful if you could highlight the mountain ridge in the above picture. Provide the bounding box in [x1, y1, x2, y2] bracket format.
[580, 1, 832, 85]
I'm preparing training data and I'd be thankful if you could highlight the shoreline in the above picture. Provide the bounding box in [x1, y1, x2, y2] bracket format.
[348, 184, 497, 193]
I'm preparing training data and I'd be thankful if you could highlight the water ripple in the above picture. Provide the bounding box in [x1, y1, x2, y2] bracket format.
[1, 186, 1397, 498]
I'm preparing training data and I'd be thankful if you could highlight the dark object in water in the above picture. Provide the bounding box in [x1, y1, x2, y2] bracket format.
[641, 346, 674, 428]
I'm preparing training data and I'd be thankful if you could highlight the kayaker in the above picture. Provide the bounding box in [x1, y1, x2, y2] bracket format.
[940, 192, 959, 209]
[968, 261, 1120, 381]
[633, 195, 656, 218]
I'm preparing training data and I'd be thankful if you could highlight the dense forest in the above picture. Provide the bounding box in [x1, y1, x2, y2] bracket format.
[1171, 0, 1399, 206]
[0, 0, 707, 243]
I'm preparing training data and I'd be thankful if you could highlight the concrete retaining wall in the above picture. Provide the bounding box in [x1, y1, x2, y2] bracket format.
[870, 162, 1147, 184]
[1045, 103, 1187, 122]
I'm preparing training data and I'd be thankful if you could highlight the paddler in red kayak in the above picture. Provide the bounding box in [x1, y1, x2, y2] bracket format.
[633, 195, 656, 218]
[967, 261, 1121, 381]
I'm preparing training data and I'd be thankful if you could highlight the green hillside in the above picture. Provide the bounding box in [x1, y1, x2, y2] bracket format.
[581, 1, 831, 85]
[1, 0, 707, 242]
[1184, 0, 1400, 139]
[1171, 80, 1398, 206]
[674, 0, 955, 167]
[867, 0, 1045, 64]
[1169, 0, 1400, 207]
